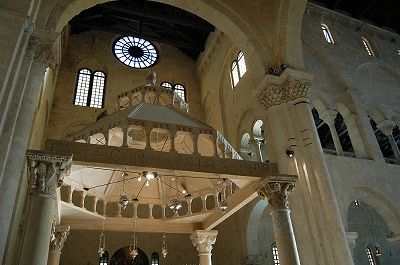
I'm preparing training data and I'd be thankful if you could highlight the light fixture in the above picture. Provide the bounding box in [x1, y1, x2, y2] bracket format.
[145, 180, 150, 187]
[98, 224, 106, 257]
[138, 174, 142, 181]
[286, 150, 294, 157]
[144, 171, 157, 180]
[217, 179, 228, 214]
[130, 215, 139, 259]
[119, 195, 130, 209]
[182, 190, 187, 194]
[354, 200, 359, 206]
[161, 234, 168, 258]
[168, 199, 182, 215]
[122, 171, 128, 177]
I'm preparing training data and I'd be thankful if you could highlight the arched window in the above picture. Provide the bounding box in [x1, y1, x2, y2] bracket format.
[99, 251, 109, 265]
[362, 38, 375, 57]
[161, 82, 172, 89]
[230, 51, 246, 88]
[366, 247, 376, 265]
[321, 23, 334, 44]
[74, 68, 106, 108]
[90, 71, 106, 108]
[173, 84, 186, 102]
[272, 243, 280, 265]
[151, 252, 159, 265]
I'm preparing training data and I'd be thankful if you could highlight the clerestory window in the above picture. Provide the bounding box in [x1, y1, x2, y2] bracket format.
[173, 84, 186, 102]
[272, 243, 280, 265]
[74, 68, 106, 108]
[160, 81, 173, 89]
[366, 247, 376, 265]
[321, 23, 334, 44]
[231, 51, 247, 88]
[151, 252, 159, 265]
[362, 38, 375, 57]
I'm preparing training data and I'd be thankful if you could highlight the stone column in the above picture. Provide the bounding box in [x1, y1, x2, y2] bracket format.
[377, 120, 400, 161]
[190, 230, 218, 265]
[20, 151, 72, 265]
[0, 29, 58, 261]
[258, 69, 354, 265]
[320, 110, 344, 156]
[258, 181, 300, 265]
[343, 114, 368, 158]
[48, 225, 70, 265]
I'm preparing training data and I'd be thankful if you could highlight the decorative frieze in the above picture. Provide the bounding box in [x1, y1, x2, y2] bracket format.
[26, 150, 72, 196]
[50, 224, 70, 252]
[258, 181, 296, 211]
[190, 230, 218, 254]
[258, 69, 312, 109]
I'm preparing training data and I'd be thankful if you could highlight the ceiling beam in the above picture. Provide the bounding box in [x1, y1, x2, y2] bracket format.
[100, 4, 214, 31]
[71, 23, 204, 51]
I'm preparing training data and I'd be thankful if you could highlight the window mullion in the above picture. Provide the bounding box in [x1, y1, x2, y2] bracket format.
[87, 74, 95, 106]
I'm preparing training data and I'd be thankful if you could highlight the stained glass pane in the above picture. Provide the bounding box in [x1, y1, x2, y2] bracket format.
[113, 36, 158, 68]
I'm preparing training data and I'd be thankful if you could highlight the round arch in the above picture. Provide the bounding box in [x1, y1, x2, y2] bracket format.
[246, 199, 268, 256]
[343, 186, 400, 234]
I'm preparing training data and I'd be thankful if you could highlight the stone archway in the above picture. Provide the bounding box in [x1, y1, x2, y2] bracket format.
[37, 0, 308, 69]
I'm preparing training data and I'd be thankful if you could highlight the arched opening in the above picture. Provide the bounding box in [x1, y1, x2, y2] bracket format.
[312, 108, 335, 153]
[110, 246, 149, 265]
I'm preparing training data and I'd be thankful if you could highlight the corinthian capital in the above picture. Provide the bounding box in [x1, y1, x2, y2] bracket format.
[190, 230, 218, 254]
[258, 181, 296, 211]
[27, 30, 58, 69]
[50, 225, 70, 253]
[258, 69, 313, 109]
[26, 150, 72, 196]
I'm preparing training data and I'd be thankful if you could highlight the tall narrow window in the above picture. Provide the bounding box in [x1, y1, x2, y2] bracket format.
[74, 68, 106, 108]
[366, 248, 376, 265]
[74, 68, 92, 107]
[161, 82, 172, 89]
[99, 251, 108, 265]
[151, 252, 159, 265]
[238, 51, 247, 77]
[173, 84, 186, 102]
[90, 71, 106, 108]
[231, 61, 239, 87]
[231, 51, 246, 88]
[362, 38, 375, 57]
[272, 243, 280, 265]
[321, 23, 334, 44]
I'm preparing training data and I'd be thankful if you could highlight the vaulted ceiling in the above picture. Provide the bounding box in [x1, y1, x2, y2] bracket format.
[69, 0, 215, 60]
[312, 0, 400, 34]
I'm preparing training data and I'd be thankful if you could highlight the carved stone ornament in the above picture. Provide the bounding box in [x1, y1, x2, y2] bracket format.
[50, 224, 70, 252]
[190, 230, 218, 254]
[258, 182, 295, 211]
[26, 150, 72, 196]
[258, 69, 312, 109]
[27, 30, 58, 69]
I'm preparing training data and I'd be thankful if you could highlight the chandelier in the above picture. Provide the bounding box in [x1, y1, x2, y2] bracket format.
[168, 199, 182, 215]
[161, 233, 168, 258]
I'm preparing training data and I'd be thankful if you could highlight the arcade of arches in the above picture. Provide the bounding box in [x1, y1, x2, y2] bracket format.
[0, 1, 400, 265]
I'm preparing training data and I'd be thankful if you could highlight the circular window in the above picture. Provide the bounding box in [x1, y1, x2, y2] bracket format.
[113, 36, 158, 68]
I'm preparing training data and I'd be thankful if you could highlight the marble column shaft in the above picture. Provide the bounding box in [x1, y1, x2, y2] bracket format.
[259, 181, 300, 265]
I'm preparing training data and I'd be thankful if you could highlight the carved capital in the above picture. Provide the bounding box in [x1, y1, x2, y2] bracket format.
[259, 69, 312, 109]
[190, 230, 218, 254]
[50, 225, 70, 252]
[258, 181, 295, 211]
[26, 150, 72, 196]
[27, 30, 58, 69]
